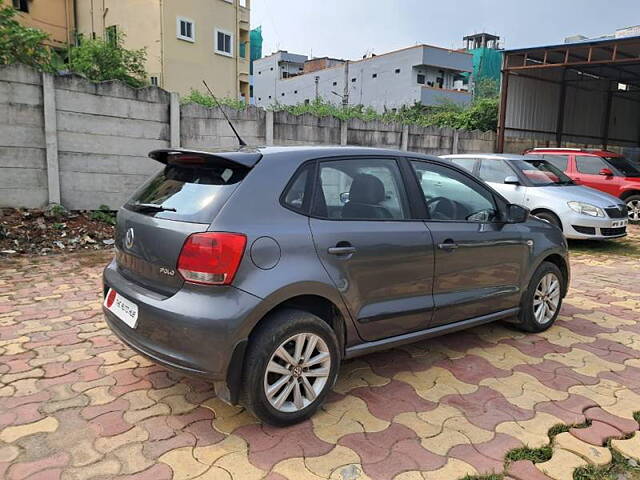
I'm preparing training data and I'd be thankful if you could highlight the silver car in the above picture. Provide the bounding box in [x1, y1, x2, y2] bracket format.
[442, 154, 628, 240]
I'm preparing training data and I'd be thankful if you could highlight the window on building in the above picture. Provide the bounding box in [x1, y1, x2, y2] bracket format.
[417, 74, 426, 85]
[177, 17, 195, 42]
[239, 41, 247, 58]
[372, 73, 377, 79]
[281, 93, 285, 96]
[395, 68, 401, 74]
[150, 76, 159, 87]
[239, 0, 247, 7]
[304, 99, 310, 105]
[294, 90, 298, 94]
[105, 25, 118, 47]
[351, 78, 356, 82]
[258, 97, 261, 101]
[12, 0, 28, 12]
[268, 95, 272, 99]
[332, 81, 337, 86]
[215, 29, 233, 56]
[223, 0, 233, 3]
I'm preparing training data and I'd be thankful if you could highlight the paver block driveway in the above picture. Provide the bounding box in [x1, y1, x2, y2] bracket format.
[1, 227, 640, 480]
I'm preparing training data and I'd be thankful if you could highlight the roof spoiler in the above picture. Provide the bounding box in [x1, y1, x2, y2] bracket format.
[149, 148, 262, 168]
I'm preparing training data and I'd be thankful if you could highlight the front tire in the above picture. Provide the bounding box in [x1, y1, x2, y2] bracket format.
[533, 211, 562, 231]
[625, 195, 640, 223]
[242, 309, 340, 426]
[517, 262, 565, 333]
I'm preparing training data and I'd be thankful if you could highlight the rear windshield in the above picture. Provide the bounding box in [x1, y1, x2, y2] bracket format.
[125, 157, 249, 223]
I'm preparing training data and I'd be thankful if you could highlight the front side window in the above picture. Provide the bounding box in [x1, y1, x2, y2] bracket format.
[411, 161, 498, 222]
[478, 159, 513, 183]
[216, 29, 233, 56]
[177, 18, 195, 42]
[314, 158, 407, 220]
[575, 155, 608, 175]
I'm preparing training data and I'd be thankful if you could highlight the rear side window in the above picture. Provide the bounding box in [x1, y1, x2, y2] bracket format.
[449, 157, 476, 173]
[126, 156, 248, 223]
[576, 155, 607, 175]
[282, 163, 314, 214]
[542, 154, 569, 171]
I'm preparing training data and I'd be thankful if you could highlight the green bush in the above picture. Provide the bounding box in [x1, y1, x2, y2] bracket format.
[181, 89, 247, 110]
[0, 0, 53, 71]
[68, 32, 147, 87]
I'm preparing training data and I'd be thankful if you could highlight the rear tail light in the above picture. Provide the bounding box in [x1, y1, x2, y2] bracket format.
[177, 232, 247, 285]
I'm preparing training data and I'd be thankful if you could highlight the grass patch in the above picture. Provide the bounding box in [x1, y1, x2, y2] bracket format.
[568, 237, 640, 258]
[548, 423, 571, 440]
[505, 445, 553, 464]
[633, 411, 640, 424]
[573, 449, 640, 480]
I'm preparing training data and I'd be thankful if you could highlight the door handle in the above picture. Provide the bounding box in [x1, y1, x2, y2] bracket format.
[328, 245, 356, 256]
[438, 240, 459, 251]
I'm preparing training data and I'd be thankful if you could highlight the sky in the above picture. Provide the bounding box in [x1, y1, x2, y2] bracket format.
[251, 0, 640, 60]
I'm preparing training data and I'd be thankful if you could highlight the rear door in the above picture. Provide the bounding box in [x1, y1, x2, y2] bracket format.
[309, 157, 435, 342]
[410, 160, 527, 327]
[115, 152, 251, 296]
[477, 158, 526, 205]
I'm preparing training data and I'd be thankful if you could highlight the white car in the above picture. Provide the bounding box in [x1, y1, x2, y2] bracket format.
[441, 154, 628, 240]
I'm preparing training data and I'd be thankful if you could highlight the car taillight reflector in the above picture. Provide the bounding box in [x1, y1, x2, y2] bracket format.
[177, 232, 247, 285]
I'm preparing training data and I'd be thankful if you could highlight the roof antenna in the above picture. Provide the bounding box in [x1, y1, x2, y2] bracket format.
[202, 80, 247, 147]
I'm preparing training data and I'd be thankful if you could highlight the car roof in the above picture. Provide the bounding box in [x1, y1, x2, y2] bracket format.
[441, 153, 533, 161]
[151, 145, 443, 168]
[525, 148, 622, 157]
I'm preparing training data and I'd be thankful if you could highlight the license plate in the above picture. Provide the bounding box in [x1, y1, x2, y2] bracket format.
[104, 288, 138, 328]
[612, 220, 628, 228]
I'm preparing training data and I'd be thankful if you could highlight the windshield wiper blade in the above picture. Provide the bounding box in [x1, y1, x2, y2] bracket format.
[132, 203, 177, 212]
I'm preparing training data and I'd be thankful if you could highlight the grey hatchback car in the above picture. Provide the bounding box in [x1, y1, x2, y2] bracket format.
[103, 146, 570, 425]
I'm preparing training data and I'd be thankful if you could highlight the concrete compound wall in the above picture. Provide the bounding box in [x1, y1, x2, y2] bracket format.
[0, 64, 578, 211]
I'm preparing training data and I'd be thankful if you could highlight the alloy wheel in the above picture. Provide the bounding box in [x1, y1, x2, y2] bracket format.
[263, 333, 331, 413]
[533, 272, 561, 325]
[627, 199, 640, 222]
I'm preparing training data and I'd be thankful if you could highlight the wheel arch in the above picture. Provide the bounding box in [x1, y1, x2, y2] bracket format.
[620, 189, 640, 201]
[530, 208, 563, 231]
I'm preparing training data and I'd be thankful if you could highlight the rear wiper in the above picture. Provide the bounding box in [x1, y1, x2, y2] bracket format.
[131, 203, 177, 212]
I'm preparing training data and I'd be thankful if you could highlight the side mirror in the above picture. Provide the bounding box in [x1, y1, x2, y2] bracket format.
[504, 176, 520, 185]
[599, 168, 613, 177]
[506, 204, 529, 223]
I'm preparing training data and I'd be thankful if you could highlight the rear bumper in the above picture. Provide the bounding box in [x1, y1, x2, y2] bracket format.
[102, 258, 262, 381]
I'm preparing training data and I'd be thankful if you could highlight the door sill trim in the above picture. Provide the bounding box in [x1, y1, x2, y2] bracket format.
[344, 307, 520, 359]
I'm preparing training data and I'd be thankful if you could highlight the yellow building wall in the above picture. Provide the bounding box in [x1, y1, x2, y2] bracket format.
[74, 0, 250, 98]
[14, 0, 75, 49]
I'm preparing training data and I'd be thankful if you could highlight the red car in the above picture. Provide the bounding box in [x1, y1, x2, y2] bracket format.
[524, 148, 640, 222]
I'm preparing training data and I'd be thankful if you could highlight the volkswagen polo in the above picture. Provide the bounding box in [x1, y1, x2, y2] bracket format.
[103, 146, 569, 426]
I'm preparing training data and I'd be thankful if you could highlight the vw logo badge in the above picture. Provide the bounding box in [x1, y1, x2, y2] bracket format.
[125, 228, 135, 249]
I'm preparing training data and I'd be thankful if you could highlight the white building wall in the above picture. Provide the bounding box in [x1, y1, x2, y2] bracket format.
[254, 46, 472, 112]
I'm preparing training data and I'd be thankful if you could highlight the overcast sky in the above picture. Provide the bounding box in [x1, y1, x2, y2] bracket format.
[251, 0, 640, 60]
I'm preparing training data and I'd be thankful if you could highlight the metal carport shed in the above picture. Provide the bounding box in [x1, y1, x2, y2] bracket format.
[497, 35, 640, 153]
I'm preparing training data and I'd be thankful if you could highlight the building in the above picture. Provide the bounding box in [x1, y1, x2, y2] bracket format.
[253, 45, 473, 112]
[75, 0, 251, 100]
[497, 35, 640, 152]
[10, 0, 75, 51]
[463, 33, 503, 89]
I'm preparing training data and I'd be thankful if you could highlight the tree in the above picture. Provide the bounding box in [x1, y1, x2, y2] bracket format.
[0, 0, 53, 70]
[68, 32, 148, 87]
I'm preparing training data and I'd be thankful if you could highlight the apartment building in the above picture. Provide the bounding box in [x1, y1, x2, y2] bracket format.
[10, 0, 75, 50]
[253, 45, 473, 112]
[75, 0, 251, 100]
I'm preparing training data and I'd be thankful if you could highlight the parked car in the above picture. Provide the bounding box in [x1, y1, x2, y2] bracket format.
[442, 154, 628, 240]
[523, 148, 640, 222]
[103, 146, 569, 426]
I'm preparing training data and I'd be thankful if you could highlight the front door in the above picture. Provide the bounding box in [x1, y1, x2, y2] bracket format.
[477, 158, 526, 205]
[573, 155, 619, 196]
[309, 157, 435, 342]
[410, 160, 528, 327]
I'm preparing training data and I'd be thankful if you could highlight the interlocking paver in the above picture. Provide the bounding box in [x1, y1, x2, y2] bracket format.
[0, 228, 639, 479]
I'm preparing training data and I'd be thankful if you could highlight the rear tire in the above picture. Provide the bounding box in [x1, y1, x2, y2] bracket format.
[242, 309, 340, 426]
[625, 195, 640, 223]
[533, 211, 562, 231]
[517, 262, 565, 333]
